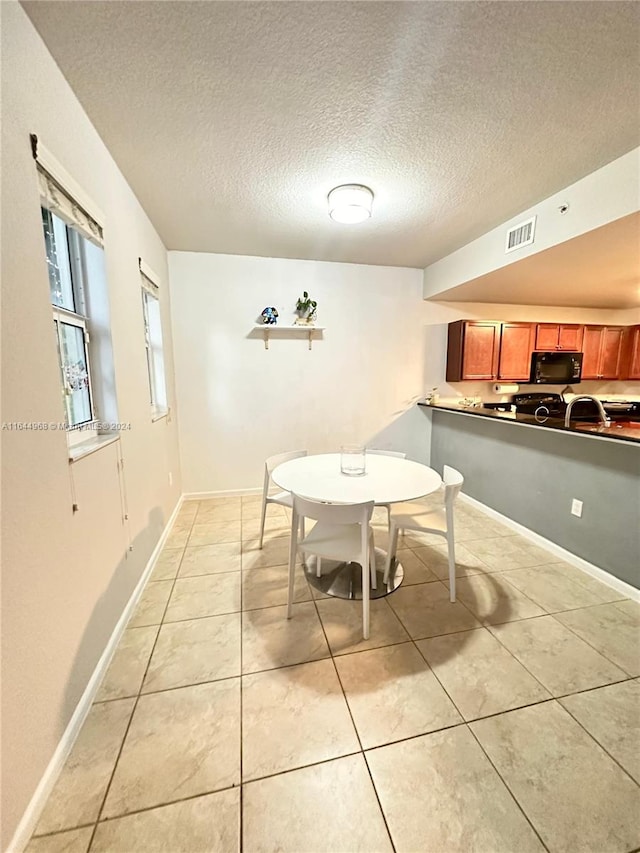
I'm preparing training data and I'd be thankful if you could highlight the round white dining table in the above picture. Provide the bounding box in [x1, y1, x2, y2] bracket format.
[272, 453, 442, 600]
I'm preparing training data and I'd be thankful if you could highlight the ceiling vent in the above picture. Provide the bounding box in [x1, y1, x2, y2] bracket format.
[505, 216, 536, 253]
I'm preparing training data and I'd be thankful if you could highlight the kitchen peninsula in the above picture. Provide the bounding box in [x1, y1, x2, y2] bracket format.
[418, 400, 640, 444]
[419, 402, 639, 588]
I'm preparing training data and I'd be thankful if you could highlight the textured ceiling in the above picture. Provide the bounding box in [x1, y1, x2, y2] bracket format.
[22, 1, 640, 268]
[437, 213, 640, 309]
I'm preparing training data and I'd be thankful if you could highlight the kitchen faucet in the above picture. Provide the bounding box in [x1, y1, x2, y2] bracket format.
[564, 396, 611, 428]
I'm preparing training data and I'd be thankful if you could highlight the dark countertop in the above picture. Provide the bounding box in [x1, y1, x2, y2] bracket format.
[418, 402, 640, 445]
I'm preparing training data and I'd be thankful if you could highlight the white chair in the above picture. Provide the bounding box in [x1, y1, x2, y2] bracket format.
[367, 449, 407, 527]
[288, 495, 376, 639]
[383, 465, 464, 602]
[259, 450, 308, 548]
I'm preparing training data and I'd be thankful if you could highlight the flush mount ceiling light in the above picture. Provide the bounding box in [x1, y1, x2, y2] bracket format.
[327, 184, 373, 224]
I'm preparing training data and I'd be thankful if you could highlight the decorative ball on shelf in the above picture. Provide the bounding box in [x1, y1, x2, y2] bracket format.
[260, 307, 279, 325]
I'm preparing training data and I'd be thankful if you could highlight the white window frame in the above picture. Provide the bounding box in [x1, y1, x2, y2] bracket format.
[43, 207, 99, 447]
[140, 260, 168, 419]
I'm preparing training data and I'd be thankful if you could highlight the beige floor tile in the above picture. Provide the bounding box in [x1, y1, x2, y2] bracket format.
[128, 581, 173, 628]
[188, 520, 242, 546]
[412, 542, 493, 579]
[150, 548, 183, 581]
[35, 699, 134, 834]
[490, 615, 627, 696]
[464, 534, 553, 571]
[242, 601, 329, 673]
[454, 517, 513, 542]
[418, 627, 550, 721]
[92, 788, 239, 853]
[616, 599, 640, 621]
[103, 679, 240, 817]
[27, 828, 93, 853]
[241, 537, 293, 570]
[316, 597, 409, 656]
[198, 496, 242, 511]
[545, 561, 628, 603]
[195, 503, 242, 523]
[175, 501, 198, 521]
[242, 658, 359, 780]
[560, 680, 640, 783]
[471, 700, 640, 853]
[241, 564, 311, 610]
[335, 642, 461, 748]
[243, 754, 392, 853]
[95, 626, 158, 701]
[455, 573, 546, 625]
[554, 602, 640, 676]
[177, 543, 241, 577]
[165, 528, 190, 549]
[387, 581, 481, 639]
[394, 548, 440, 584]
[142, 613, 241, 693]
[499, 564, 613, 613]
[171, 515, 195, 533]
[164, 572, 241, 622]
[367, 725, 544, 853]
[241, 515, 290, 541]
[241, 501, 287, 520]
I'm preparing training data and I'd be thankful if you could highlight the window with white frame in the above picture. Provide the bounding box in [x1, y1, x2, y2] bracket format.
[140, 261, 167, 416]
[35, 139, 115, 448]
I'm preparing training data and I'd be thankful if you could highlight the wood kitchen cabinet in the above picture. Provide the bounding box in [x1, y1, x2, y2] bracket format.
[581, 326, 626, 379]
[621, 325, 640, 380]
[498, 322, 535, 381]
[534, 323, 583, 351]
[446, 320, 501, 381]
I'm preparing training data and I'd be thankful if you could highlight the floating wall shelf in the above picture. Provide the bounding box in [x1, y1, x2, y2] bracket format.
[252, 324, 326, 350]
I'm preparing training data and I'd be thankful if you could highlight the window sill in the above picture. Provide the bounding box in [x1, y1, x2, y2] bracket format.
[151, 408, 169, 423]
[68, 432, 119, 463]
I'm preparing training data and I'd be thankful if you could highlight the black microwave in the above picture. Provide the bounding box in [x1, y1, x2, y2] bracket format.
[530, 351, 583, 384]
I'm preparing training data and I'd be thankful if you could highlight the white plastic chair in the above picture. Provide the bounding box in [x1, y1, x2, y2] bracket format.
[288, 495, 376, 639]
[383, 465, 464, 602]
[368, 449, 407, 525]
[259, 450, 307, 548]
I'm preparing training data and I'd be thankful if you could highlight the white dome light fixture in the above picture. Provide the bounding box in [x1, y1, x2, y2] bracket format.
[327, 184, 373, 224]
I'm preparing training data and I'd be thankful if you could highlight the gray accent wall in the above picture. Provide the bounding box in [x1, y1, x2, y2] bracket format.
[430, 409, 640, 588]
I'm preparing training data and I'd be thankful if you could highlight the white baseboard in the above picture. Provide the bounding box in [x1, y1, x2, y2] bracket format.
[183, 487, 262, 500]
[459, 492, 639, 602]
[7, 496, 184, 853]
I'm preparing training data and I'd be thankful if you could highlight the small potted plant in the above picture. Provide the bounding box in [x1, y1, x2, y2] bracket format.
[295, 291, 317, 325]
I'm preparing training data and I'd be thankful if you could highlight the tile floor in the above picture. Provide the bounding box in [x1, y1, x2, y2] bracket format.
[28, 495, 640, 853]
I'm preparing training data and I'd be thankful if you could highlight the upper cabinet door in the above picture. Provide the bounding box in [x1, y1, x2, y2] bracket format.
[463, 322, 501, 379]
[446, 320, 501, 381]
[557, 325, 583, 351]
[498, 323, 534, 380]
[627, 326, 640, 380]
[535, 324, 560, 350]
[599, 327, 625, 379]
[535, 323, 583, 350]
[581, 326, 625, 379]
[581, 326, 603, 379]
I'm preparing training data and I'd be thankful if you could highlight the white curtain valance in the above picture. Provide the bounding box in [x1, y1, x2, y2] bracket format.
[37, 166, 104, 247]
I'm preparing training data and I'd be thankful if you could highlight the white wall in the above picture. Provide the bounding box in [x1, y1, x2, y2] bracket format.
[169, 252, 430, 493]
[423, 148, 640, 298]
[1, 5, 181, 847]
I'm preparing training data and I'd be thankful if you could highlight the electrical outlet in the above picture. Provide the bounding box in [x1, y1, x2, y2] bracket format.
[168, 472, 173, 486]
[571, 499, 583, 518]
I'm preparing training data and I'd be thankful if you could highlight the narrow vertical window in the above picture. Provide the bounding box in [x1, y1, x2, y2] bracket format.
[140, 261, 167, 417]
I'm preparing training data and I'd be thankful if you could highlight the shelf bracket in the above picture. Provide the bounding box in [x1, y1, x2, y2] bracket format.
[308, 329, 313, 350]
[263, 328, 269, 350]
